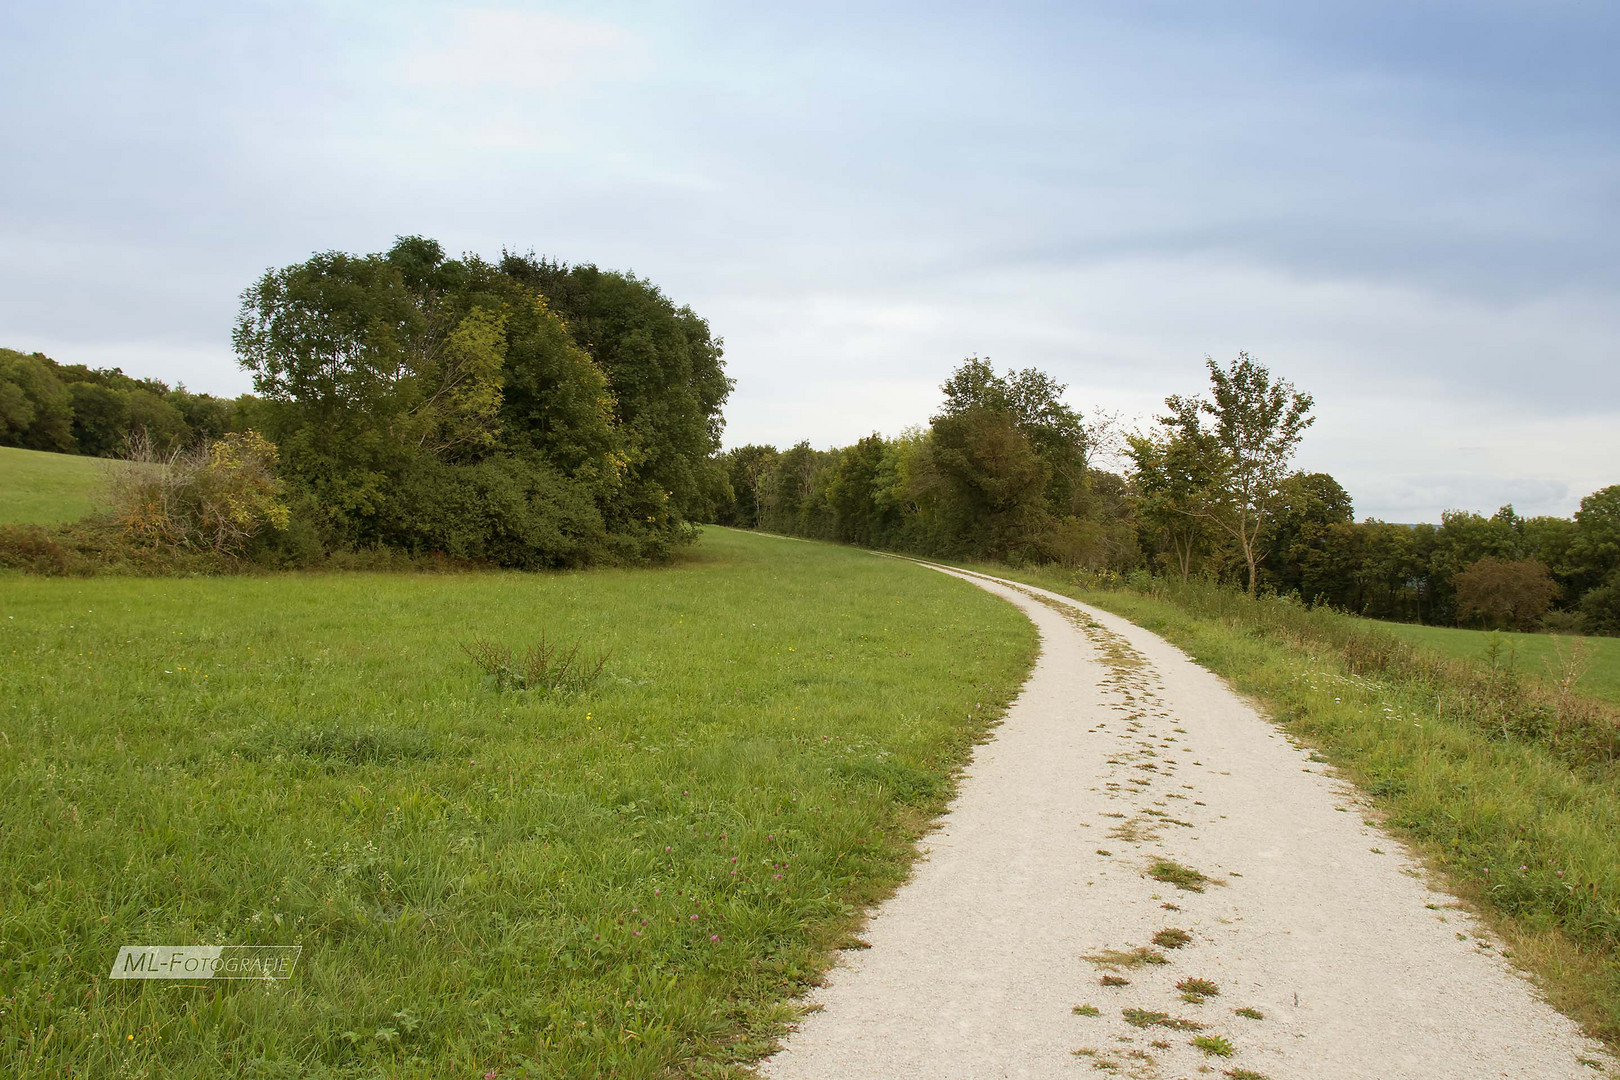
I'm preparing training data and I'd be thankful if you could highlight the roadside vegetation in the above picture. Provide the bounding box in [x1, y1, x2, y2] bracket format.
[1379, 621, 1620, 707]
[0, 528, 1036, 1078]
[972, 562, 1620, 1050]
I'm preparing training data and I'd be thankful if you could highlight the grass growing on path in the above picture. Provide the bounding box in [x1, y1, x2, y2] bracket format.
[1380, 621, 1620, 707]
[975, 562, 1620, 1054]
[0, 446, 122, 526]
[0, 528, 1036, 1078]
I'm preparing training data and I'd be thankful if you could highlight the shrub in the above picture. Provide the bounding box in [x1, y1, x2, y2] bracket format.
[1581, 570, 1620, 635]
[460, 635, 610, 694]
[109, 431, 290, 556]
[1454, 556, 1559, 630]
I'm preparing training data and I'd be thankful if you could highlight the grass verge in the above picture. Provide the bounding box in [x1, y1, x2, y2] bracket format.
[0, 528, 1037, 1078]
[1380, 621, 1620, 708]
[971, 562, 1620, 1053]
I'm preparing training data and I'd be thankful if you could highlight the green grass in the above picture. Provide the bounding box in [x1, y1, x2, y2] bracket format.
[1380, 621, 1620, 707]
[0, 528, 1037, 1078]
[969, 561, 1620, 1054]
[0, 446, 120, 526]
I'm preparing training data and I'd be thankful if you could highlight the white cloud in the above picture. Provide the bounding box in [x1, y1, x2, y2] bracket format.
[400, 9, 643, 92]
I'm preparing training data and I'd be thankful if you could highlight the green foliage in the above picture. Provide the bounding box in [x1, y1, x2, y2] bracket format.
[730, 359, 1124, 568]
[1157, 353, 1315, 594]
[1455, 557, 1560, 630]
[0, 347, 247, 459]
[225, 237, 732, 568]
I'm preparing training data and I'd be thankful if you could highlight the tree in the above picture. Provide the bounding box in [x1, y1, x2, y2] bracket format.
[497, 254, 733, 526]
[1570, 485, 1620, 596]
[828, 435, 887, 545]
[928, 406, 1050, 559]
[67, 382, 131, 457]
[1454, 556, 1558, 630]
[938, 357, 1087, 517]
[715, 445, 779, 528]
[1262, 472, 1354, 596]
[1161, 353, 1314, 594]
[1126, 427, 1220, 581]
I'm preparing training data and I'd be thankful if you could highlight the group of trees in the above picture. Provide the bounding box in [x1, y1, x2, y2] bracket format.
[230, 236, 731, 566]
[4, 236, 731, 570]
[0, 348, 248, 457]
[713, 359, 1136, 568]
[710, 354, 1620, 635]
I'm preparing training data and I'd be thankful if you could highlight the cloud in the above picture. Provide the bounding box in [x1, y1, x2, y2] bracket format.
[400, 9, 643, 92]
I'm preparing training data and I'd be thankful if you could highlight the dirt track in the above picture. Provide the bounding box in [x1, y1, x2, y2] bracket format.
[762, 565, 1614, 1080]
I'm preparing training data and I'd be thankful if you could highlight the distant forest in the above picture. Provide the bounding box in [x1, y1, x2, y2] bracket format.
[709, 357, 1620, 635]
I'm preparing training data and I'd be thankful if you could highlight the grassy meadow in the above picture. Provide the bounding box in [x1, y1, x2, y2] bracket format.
[1380, 620, 1620, 707]
[0, 528, 1037, 1078]
[967, 561, 1620, 1054]
[0, 446, 121, 526]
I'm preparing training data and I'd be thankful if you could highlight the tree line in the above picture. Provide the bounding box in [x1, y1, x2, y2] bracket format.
[2, 236, 732, 571]
[709, 355, 1619, 635]
[0, 349, 248, 457]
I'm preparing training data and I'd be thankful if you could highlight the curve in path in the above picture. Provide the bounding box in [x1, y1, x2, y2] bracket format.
[762, 564, 1614, 1080]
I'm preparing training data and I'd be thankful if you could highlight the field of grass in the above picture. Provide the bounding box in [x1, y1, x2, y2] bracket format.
[1379, 620, 1620, 707]
[0, 446, 120, 526]
[968, 561, 1620, 1054]
[0, 528, 1037, 1078]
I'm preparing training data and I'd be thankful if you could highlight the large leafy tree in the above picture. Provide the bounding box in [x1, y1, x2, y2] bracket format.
[232, 236, 721, 565]
[497, 254, 733, 530]
[1160, 353, 1314, 594]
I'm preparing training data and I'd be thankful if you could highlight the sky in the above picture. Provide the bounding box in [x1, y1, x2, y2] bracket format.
[2, 1, 1615, 522]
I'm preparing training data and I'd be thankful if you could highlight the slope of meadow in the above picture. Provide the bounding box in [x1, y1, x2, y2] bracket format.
[0, 445, 120, 526]
[1380, 621, 1620, 707]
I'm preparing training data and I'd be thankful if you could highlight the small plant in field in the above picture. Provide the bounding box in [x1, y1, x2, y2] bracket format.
[1225, 1069, 1269, 1080]
[1122, 1008, 1203, 1031]
[1233, 1006, 1263, 1020]
[1192, 1033, 1235, 1057]
[1152, 927, 1192, 949]
[1177, 976, 1220, 1003]
[461, 635, 610, 694]
[1100, 974, 1131, 987]
[1073, 1004, 1101, 1016]
[1083, 946, 1168, 969]
[1148, 859, 1214, 892]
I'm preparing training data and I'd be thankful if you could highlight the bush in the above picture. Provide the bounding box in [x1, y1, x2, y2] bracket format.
[460, 635, 610, 694]
[382, 455, 609, 569]
[1581, 571, 1620, 635]
[109, 431, 290, 556]
[1454, 556, 1559, 630]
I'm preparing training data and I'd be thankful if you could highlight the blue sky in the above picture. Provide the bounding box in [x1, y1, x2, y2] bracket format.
[2, 1, 1615, 521]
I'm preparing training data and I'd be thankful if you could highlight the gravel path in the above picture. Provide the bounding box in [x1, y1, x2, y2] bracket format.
[761, 565, 1614, 1080]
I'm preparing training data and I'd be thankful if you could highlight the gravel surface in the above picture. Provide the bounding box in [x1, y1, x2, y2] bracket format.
[761, 565, 1615, 1080]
